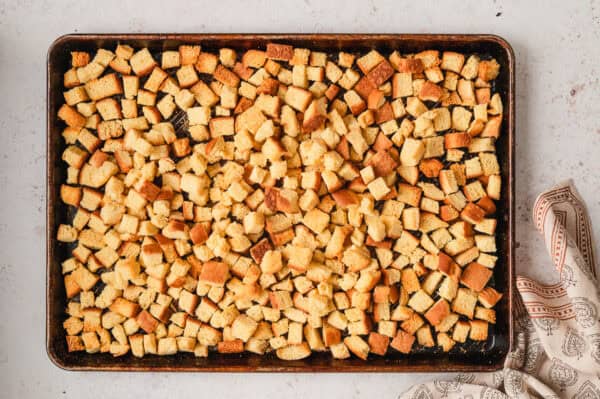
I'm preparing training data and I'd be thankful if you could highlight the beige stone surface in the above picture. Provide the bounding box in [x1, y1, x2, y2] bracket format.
[0, 0, 598, 397]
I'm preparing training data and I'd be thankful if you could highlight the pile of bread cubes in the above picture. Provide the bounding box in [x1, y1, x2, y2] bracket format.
[57, 41, 504, 361]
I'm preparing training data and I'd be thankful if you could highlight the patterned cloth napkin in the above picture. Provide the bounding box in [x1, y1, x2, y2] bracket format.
[401, 182, 600, 399]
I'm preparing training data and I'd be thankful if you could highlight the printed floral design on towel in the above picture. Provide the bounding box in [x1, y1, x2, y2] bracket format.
[561, 328, 587, 359]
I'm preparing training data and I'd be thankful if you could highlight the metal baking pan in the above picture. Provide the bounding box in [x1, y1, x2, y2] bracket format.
[47, 33, 514, 372]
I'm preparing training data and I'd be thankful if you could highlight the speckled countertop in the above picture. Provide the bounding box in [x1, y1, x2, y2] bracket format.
[1, 0, 599, 397]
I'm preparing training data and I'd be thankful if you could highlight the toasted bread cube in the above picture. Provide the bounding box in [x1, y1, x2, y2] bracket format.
[405, 98, 427, 118]
[214, 65, 240, 88]
[440, 51, 465, 73]
[302, 208, 330, 234]
[488, 93, 503, 115]
[119, 98, 137, 119]
[121, 76, 139, 100]
[325, 61, 343, 83]
[402, 207, 420, 231]
[478, 287, 503, 309]
[156, 337, 177, 355]
[82, 307, 102, 332]
[454, 245, 479, 267]
[474, 234, 496, 253]
[354, 270, 382, 294]
[340, 246, 370, 272]
[324, 342, 348, 360]
[231, 314, 258, 342]
[338, 68, 360, 90]
[367, 177, 390, 200]
[451, 320, 470, 343]
[435, 313, 459, 332]
[406, 325, 429, 348]
[199, 261, 230, 286]
[390, 330, 415, 354]
[368, 332, 390, 356]
[469, 320, 489, 341]
[63, 316, 84, 336]
[460, 262, 493, 292]
[127, 334, 144, 358]
[133, 90, 155, 108]
[479, 152, 500, 176]
[392, 305, 417, 327]
[292, 65, 308, 88]
[64, 67, 80, 88]
[487, 174, 502, 200]
[344, 335, 370, 360]
[140, 333, 157, 355]
[392, 73, 413, 98]
[178, 45, 200, 65]
[398, 268, 419, 294]
[190, 51, 216, 74]
[469, 137, 495, 153]
[437, 332, 455, 352]
[60, 184, 82, 208]
[63, 86, 90, 106]
[343, 90, 365, 115]
[438, 275, 459, 301]
[109, 297, 140, 318]
[461, 203, 486, 224]
[394, 184, 420, 209]
[90, 49, 114, 68]
[356, 50, 384, 74]
[210, 116, 235, 137]
[76, 62, 104, 84]
[85, 73, 123, 101]
[420, 136, 444, 160]
[475, 252, 497, 268]
[424, 299, 450, 326]
[465, 157, 483, 179]
[129, 48, 157, 76]
[452, 288, 478, 319]
[176, 65, 199, 88]
[478, 59, 500, 81]
[444, 131, 471, 149]
[394, 231, 420, 256]
[418, 81, 443, 102]
[458, 54, 479, 79]
[72, 266, 99, 292]
[285, 86, 313, 112]
[245, 338, 268, 355]
[58, 104, 87, 129]
[71, 51, 90, 67]
[161, 50, 181, 69]
[400, 138, 424, 167]
[437, 169, 459, 194]
[270, 291, 293, 310]
[178, 289, 199, 315]
[319, 321, 341, 346]
[66, 335, 85, 352]
[276, 342, 311, 360]
[286, 322, 303, 345]
[451, 106, 472, 132]
[475, 306, 496, 324]
[260, 250, 283, 274]
[303, 98, 328, 132]
[367, 60, 394, 87]
[96, 98, 122, 121]
[265, 43, 293, 61]
[407, 290, 434, 314]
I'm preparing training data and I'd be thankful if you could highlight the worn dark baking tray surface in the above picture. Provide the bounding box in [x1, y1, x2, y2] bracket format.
[47, 34, 514, 372]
